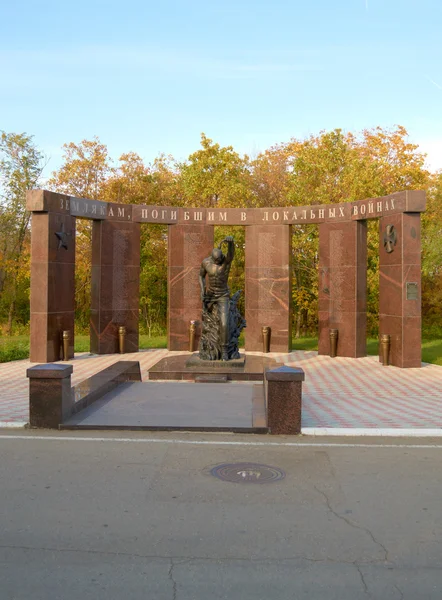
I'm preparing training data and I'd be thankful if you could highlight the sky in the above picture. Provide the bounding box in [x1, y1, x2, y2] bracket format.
[1, 0, 442, 177]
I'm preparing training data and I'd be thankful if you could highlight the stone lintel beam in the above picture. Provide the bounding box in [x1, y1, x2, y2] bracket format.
[27, 189, 426, 225]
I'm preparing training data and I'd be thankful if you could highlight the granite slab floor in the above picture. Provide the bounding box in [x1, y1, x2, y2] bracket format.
[63, 381, 265, 431]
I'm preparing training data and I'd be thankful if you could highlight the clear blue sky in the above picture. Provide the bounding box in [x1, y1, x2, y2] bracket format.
[1, 0, 441, 175]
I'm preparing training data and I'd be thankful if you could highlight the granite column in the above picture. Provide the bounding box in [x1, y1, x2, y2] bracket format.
[90, 216, 140, 354]
[379, 213, 421, 368]
[318, 220, 367, 357]
[244, 224, 292, 352]
[168, 224, 214, 351]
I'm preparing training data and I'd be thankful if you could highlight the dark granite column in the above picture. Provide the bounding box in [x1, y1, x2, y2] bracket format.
[168, 224, 214, 351]
[30, 211, 76, 362]
[245, 225, 292, 352]
[90, 217, 140, 354]
[318, 220, 367, 358]
[379, 213, 421, 368]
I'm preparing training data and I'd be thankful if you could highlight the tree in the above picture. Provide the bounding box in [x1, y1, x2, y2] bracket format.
[49, 138, 112, 330]
[180, 134, 252, 208]
[249, 142, 298, 207]
[286, 126, 430, 337]
[421, 171, 442, 332]
[0, 131, 46, 334]
[49, 137, 111, 199]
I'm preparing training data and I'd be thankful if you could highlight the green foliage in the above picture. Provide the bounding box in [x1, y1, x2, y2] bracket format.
[0, 335, 30, 362]
[0, 131, 46, 333]
[180, 134, 252, 208]
[1, 126, 441, 345]
[139, 224, 168, 335]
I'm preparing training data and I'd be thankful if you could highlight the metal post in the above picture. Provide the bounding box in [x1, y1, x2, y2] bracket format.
[118, 326, 126, 354]
[262, 326, 271, 353]
[329, 329, 338, 358]
[62, 330, 70, 361]
[380, 334, 390, 366]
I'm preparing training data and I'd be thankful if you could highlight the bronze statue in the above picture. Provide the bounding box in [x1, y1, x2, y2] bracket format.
[198, 236, 245, 361]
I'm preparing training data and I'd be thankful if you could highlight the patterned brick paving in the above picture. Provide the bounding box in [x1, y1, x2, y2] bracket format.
[1, 349, 442, 430]
[280, 351, 442, 429]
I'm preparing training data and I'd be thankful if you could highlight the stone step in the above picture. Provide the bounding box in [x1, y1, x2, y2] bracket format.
[195, 375, 229, 383]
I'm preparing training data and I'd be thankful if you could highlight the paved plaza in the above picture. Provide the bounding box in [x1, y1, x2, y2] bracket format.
[1, 349, 442, 433]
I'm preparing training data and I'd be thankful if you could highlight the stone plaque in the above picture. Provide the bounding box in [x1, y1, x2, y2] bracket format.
[406, 282, 418, 300]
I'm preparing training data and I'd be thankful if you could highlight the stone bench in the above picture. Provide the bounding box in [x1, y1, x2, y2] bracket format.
[27, 361, 141, 428]
[265, 365, 305, 435]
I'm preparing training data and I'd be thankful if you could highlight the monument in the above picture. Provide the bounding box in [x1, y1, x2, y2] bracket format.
[26, 189, 426, 368]
[198, 236, 246, 361]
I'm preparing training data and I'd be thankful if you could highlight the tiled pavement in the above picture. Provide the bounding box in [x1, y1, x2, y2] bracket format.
[1, 349, 442, 432]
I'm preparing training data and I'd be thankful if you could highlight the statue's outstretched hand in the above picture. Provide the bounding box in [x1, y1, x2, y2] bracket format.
[225, 236, 234, 243]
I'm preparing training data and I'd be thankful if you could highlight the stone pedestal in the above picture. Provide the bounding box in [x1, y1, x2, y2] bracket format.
[318, 220, 367, 358]
[266, 365, 305, 434]
[30, 211, 76, 362]
[379, 213, 421, 368]
[27, 364, 73, 428]
[168, 224, 214, 351]
[244, 225, 292, 352]
[90, 219, 140, 354]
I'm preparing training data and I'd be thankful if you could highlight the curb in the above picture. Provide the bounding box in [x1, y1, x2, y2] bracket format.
[0, 421, 28, 428]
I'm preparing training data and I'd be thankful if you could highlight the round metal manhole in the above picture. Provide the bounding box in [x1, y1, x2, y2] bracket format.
[210, 462, 285, 484]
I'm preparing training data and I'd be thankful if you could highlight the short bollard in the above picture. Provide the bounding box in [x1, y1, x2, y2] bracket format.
[265, 366, 305, 435]
[329, 328, 338, 358]
[27, 364, 73, 428]
[189, 320, 197, 352]
[118, 326, 126, 354]
[262, 326, 271, 353]
[62, 330, 70, 361]
[380, 333, 391, 366]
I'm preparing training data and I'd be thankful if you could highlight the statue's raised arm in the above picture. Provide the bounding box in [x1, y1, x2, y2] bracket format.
[218, 236, 235, 265]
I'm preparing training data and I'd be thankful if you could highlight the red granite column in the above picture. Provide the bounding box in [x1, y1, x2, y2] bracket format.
[168, 224, 214, 351]
[318, 220, 367, 357]
[244, 225, 292, 352]
[379, 213, 421, 368]
[30, 211, 76, 362]
[90, 218, 140, 354]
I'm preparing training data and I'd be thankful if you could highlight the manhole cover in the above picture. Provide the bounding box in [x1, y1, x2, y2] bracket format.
[210, 462, 285, 484]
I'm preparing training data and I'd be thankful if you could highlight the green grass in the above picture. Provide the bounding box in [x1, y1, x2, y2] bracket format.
[421, 339, 442, 366]
[291, 336, 442, 366]
[139, 335, 167, 349]
[291, 336, 319, 351]
[1, 333, 441, 366]
[0, 335, 30, 362]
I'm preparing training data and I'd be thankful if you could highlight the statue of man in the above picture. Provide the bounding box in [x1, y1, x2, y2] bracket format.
[199, 236, 235, 361]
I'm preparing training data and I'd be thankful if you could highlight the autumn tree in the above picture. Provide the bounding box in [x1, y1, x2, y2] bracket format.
[103, 152, 182, 334]
[421, 171, 442, 332]
[0, 131, 46, 334]
[180, 134, 252, 208]
[285, 126, 430, 338]
[49, 138, 111, 330]
[249, 142, 298, 207]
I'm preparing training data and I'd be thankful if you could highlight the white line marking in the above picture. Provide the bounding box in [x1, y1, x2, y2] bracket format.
[302, 427, 442, 437]
[1, 435, 442, 448]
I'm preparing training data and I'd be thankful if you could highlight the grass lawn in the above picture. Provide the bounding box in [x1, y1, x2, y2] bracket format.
[1, 333, 441, 366]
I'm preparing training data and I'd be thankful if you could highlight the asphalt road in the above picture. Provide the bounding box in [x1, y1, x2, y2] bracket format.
[1, 430, 442, 599]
